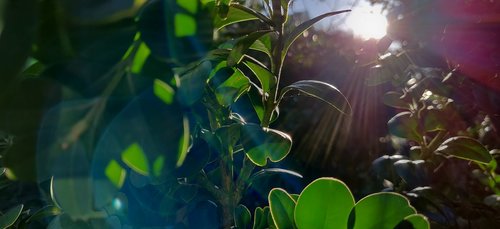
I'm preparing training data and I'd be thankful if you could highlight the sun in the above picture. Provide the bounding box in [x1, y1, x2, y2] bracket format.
[345, 9, 388, 40]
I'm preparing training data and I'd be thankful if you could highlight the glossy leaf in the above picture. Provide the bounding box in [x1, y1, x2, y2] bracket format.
[382, 91, 408, 109]
[153, 79, 175, 105]
[269, 188, 296, 229]
[282, 10, 350, 60]
[235, 204, 252, 229]
[349, 193, 416, 229]
[177, 61, 212, 106]
[121, 143, 149, 176]
[241, 124, 292, 166]
[279, 80, 351, 115]
[253, 207, 270, 229]
[249, 34, 273, 61]
[295, 178, 355, 229]
[437, 136, 493, 164]
[395, 214, 430, 229]
[244, 61, 276, 93]
[214, 69, 251, 107]
[228, 30, 273, 67]
[249, 168, 302, 187]
[229, 3, 274, 27]
[214, 4, 259, 30]
[0, 204, 23, 229]
[388, 112, 421, 142]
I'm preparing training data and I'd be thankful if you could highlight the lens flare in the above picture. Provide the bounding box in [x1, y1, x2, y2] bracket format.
[346, 10, 388, 40]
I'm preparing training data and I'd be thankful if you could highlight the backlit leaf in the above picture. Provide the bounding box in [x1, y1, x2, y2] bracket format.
[279, 80, 351, 115]
[0, 204, 23, 229]
[241, 124, 292, 166]
[349, 193, 416, 229]
[175, 13, 197, 37]
[228, 30, 273, 67]
[295, 178, 355, 229]
[269, 188, 296, 229]
[437, 136, 493, 164]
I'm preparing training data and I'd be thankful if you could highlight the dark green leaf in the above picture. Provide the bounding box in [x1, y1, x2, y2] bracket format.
[177, 61, 212, 106]
[241, 124, 292, 166]
[0, 204, 23, 229]
[243, 61, 276, 94]
[395, 214, 430, 229]
[423, 109, 446, 132]
[253, 207, 269, 229]
[26, 205, 62, 224]
[279, 80, 351, 115]
[235, 204, 252, 229]
[437, 136, 493, 164]
[249, 34, 273, 61]
[295, 178, 355, 229]
[214, 69, 251, 107]
[228, 3, 274, 27]
[282, 10, 350, 61]
[269, 188, 296, 229]
[349, 193, 416, 229]
[214, 4, 260, 29]
[382, 91, 409, 109]
[388, 112, 421, 142]
[228, 30, 273, 67]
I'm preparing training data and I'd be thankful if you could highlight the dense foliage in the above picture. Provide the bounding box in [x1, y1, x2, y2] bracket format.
[1, 0, 498, 228]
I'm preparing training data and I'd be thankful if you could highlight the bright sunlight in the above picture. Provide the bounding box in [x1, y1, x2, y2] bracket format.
[345, 9, 388, 40]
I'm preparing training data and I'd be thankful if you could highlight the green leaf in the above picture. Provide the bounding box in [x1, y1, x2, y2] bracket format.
[131, 42, 151, 74]
[247, 86, 266, 123]
[437, 136, 493, 164]
[214, 4, 259, 30]
[295, 178, 355, 229]
[395, 214, 430, 229]
[388, 112, 421, 142]
[25, 205, 62, 224]
[249, 34, 273, 61]
[282, 10, 350, 61]
[177, 0, 198, 14]
[228, 30, 273, 67]
[243, 61, 276, 94]
[214, 69, 251, 107]
[176, 116, 191, 167]
[229, 3, 274, 27]
[0, 204, 23, 229]
[174, 13, 197, 37]
[269, 188, 296, 229]
[349, 193, 416, 229]
[423, 109, 446, 132]
[241, 124, 292, 166]
[154, 79, 175, 105]
[253, 207, 269, 229]
[235, 204, 252, 229]
[382, 91, 408, 109]
[105, 160, 127, 189]
[121, 143, 150, 176]
[177, 61, 212, 106]
[279, 80, 352, 115]
[290, 194, 299, 202]
[51, 177, 96, 218]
